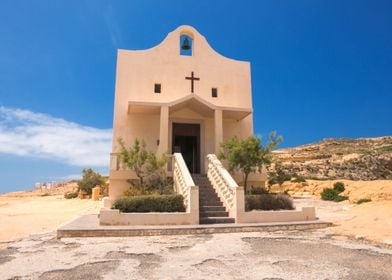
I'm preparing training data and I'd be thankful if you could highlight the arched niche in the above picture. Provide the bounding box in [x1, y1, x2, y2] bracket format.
[180, 33, 193, 56]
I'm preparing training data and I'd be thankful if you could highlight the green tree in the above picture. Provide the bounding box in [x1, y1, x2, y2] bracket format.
[118, 138, 168, 191]
[268, 161, 292, 187]
[145, 152, 170, 194]
[118, 138, 150, 188]
[218, 132, 282, 192]
[77, 168, 105, 195]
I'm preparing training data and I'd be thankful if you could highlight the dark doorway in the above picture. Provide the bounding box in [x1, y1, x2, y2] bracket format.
[172, 123, 200, 174]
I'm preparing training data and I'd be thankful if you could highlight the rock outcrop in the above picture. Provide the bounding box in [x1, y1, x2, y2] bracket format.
[273, 136, 392, 180]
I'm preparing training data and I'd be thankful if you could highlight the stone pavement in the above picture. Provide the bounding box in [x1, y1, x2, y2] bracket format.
[1, 229, 392, 279]
[57, 214, 331, 238]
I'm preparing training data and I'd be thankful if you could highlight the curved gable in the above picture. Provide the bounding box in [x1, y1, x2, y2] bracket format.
[114, 25, 253, 111]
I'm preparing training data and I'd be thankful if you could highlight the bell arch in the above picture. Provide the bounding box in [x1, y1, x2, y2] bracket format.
[180, 34, 193, 56]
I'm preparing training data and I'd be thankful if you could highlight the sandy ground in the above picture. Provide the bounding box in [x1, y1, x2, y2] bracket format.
[295, 198, 392, 244]
[273, 179, 392, 202]
[1, 230, 391, 279]
[277, 179, 392, 244]
[0, 181, 392, 279]
[0, 194, 101, 243]
[332, 200, 392, 243]
[0, 179, 391, 245]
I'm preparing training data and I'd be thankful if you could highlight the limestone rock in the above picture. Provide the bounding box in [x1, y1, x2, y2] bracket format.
[273, 136, 392, 180]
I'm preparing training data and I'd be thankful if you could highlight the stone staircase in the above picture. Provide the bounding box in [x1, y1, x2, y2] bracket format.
[192, 174, 235, 224]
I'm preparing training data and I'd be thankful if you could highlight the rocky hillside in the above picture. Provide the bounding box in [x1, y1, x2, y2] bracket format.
[273, 136, 392, 180]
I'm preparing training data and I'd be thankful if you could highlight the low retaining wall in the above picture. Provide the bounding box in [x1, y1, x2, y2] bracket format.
[102, 197, 113, 208]
[99, 208, 199, 226]
[236, 207, 316, 223]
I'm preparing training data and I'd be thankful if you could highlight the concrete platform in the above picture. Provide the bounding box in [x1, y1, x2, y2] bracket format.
[57, 214, 332, 238]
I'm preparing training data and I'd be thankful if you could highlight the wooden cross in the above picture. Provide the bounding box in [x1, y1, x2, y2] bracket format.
[185, 72, 200, 93]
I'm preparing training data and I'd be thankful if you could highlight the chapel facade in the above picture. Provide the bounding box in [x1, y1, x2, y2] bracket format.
[109, 25, 256, 198]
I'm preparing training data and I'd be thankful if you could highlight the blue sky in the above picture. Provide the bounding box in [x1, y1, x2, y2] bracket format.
[0, 1, 391, 193]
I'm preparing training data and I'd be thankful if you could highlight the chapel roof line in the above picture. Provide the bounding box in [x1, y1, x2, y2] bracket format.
[128, 94, 252, 121]
[117, 25, 250, 64]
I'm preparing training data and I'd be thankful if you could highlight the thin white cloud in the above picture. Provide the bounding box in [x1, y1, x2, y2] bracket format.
[0, 106, 112, 167]
[104, 3, 123, 48]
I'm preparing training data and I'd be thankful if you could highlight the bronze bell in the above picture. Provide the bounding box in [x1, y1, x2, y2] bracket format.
[181, 37, 191, 50]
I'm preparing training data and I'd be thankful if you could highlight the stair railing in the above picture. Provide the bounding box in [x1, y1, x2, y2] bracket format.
[206, 154, 244, 218]
[172, 153, 199, 216]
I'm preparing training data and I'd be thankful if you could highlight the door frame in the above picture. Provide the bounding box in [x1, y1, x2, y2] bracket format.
[169, 118, 205, 174]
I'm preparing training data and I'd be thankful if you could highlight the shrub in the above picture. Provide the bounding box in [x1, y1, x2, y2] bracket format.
[41, 193, 50, 197]
[64, 191, 78, 199]
[320, 188, 338, 201]
[320, 187, 348, 202]
[123, 177, 174, 197]
[123, 187, 145, 197]
[245, 194, 294, 211]
[334, 195, 348, 202]
[333, 181, 345, 193]
[147, 176, 174, 195]
[77, 168, 105, 195]
[268, 171, 292, 187]
[357, 198, 372, 204]
[249, 186, 269, 195]
[112, 194, 186, 213]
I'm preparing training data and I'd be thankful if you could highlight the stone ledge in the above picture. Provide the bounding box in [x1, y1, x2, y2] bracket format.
[237, 207, 316, 223]
[57, 214, 332, 238]
[100, 208, 199, 226]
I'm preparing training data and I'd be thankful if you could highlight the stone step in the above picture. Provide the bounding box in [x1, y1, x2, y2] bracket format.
[198, 187, 215, 191]
[194, 181, 210, 184]
[194, 179, 210, 182]
[199, 217, 235, 224]
[199, 196, 221, 201]
[199, 196, 219, 202]
[197, 185, 214, 189]
[199, 191, 217, 195]
[192, 178, 210, 183]
[58, 214, 333, 238]
[199, 211, 229, 218]
[199, 200, 223, 207]
[196, 184, 213, 188]
[199, 192, 219, 198]
[200, 197, 220, 203]
[199, 194, 220, 200]
[198, 185, 215, 189]
[199, 200, 222, 206]
[194, 174, 231, 221]
[200, 206, 226, 212]
[198, 186, 215, 190]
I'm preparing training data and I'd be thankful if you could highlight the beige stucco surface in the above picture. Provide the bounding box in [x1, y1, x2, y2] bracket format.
[109, 25, 256, 199]
[236, 207, 316, 223]
[99, 209, 199, 226]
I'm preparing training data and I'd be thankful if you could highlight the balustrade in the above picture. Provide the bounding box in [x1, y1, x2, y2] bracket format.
[206, 154, 239, 211]
[172, 153, 197, 211]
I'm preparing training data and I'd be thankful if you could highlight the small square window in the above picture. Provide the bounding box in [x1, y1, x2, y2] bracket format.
[212, 88, 218, 98]
[154, 83, 161, 93]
